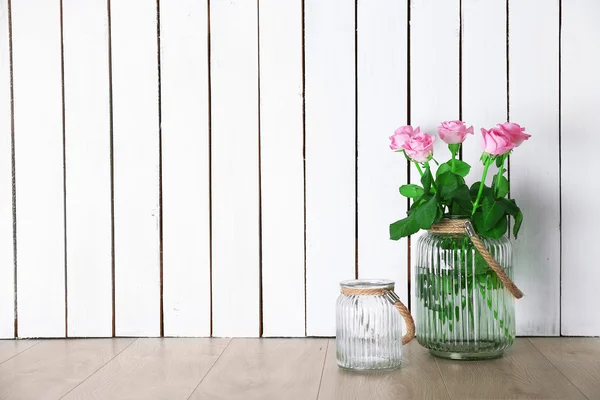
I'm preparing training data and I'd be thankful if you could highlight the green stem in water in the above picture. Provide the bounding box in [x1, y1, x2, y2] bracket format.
[472, 156, 493, 215]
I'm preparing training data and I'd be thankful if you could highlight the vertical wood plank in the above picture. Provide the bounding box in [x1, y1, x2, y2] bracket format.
[111, 1, 160, 336]
[160, 0, 211, 337]
[210, 0, 260, 337]
[0, 0, 14, 338]
[561, 0, 600, 336]
[63, 0, 112, 338]
[12, 0, 65, 337]
[357, 0, 409, 305]
[409, 0, 460, 316]
[305, 0, 355, 336]
[461, 0, 507, 178]
[509, 0, 560, 336]
[259, 0, 305, 336]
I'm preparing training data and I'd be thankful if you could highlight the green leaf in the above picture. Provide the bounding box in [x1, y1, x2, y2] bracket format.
[482, 216, 508, 239]
[399, 184, 424, 198]
[513, 210, 523, 239]
[436, 163, 450, 178]
[447, 184, 472, 211]
[390, 216, 420, 240]
[499, 197, 520, 216]
[496, 155, 504, 168]
[436, 171, 460, 201]
[493, 174, 509, 198]
[449, 159, 471, 177]
[470, 182, 494, 203]
[413, 195, 438, 229]
[482, 197, 506, 231]
[421, 166, 432, 194]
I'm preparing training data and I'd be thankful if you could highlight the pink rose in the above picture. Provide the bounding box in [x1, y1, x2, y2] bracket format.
[390, 125, 420, 150]
[481, 127, 516, 156]
[437, 120, 474, 144]
[401, 132, 435, 162]
[497, 122, 531, 147]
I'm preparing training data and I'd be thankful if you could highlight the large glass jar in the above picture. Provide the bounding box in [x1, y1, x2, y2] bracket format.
[415, 220, 515, 360]
[336, 280, 408, 370]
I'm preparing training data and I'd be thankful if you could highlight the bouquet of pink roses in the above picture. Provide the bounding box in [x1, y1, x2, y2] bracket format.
[389, 121, 531, 240]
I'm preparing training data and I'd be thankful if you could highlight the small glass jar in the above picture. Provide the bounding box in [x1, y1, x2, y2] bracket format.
[415, 218, 515, 360]
[336, 279, 408, 370]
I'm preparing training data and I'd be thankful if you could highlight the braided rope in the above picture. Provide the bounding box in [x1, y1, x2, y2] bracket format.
[429, 219, 524, 299]
[340, 287, 415, 344]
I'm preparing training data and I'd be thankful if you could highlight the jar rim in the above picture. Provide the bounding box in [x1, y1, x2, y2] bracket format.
[339, 279, 395, 290]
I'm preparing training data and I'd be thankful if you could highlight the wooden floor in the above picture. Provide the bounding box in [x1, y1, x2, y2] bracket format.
[0, 338, 598, 400]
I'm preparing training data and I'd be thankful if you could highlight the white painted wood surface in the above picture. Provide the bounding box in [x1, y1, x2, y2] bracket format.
[305, 0, 356, 336]
[210, 0, 260, 337]
[0, 0, 13, 338]
[461, 0, 507, 178]
[63, 0, 112, 338]
[357, 0, 409, 304]
[111, 1, 160, 336]
[160, 0, 211, 337]
[12, 0, 65, 337]
[509, 0, 560, 336]
[561, 0, 600, 336]
[259, 0, 305, 337]
[409, 0, 460, 316]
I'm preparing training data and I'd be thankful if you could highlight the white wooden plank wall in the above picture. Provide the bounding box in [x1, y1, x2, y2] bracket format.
[509, 0, 560, 336]
[357, 0, 408, 304]
[561, 0, 600, 336]
[0, 0, 13, 338]
[305, 0, 356, 336]
[111, 1, 161, 336]
[160, 0, 211, 337]
[1, 1, 599, 338]
[63, 0, 112, 338]
[259, 0, 305, 337]
[210, 0, 260, 337]
[409, 0, 460, 320]
[461, 0, 507, 179]
[12, 0, 65, 337]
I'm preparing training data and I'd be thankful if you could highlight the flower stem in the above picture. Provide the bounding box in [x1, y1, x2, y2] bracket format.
[414, 162, 424, 177]
[472, 157, 493, 215]
[495, 155, 506, 196]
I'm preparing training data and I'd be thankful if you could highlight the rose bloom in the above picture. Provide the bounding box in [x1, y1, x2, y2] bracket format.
[481, 127, 516, 156]
[401, 132, 436, 162]
[437, 120, 474, 144]
[497, 122, 531, 147]
[389, 125, 420, 150]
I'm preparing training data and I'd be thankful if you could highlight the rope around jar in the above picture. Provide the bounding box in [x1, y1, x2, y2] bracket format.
[340, 287, 415, 344]
[429, 219, 524, 299]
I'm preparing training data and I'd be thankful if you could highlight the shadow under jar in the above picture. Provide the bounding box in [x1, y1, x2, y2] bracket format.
[415, 220, 515, 360]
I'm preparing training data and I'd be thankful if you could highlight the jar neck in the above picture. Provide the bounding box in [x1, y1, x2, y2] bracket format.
[340, 279, 395, 291]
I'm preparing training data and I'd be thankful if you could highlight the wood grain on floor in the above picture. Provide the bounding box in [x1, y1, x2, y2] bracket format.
[62, 338, 230, 400]
[530, 337, 600, 399]
[0, 338, 598, 400]
[435, 339, 587, 399]
[317, 339, 450, 400]
[0, 338, 134, 400]
[0, 340, 38, 364]
[189, 338, 328, 400]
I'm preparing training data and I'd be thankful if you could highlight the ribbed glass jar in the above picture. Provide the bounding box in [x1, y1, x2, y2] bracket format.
[415, 220, 515, 360]
[336, 280, 403, 370]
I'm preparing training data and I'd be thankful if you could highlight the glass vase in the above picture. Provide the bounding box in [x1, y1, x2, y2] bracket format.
[415, 219, 515, 360]
[336, 280, 404, 370]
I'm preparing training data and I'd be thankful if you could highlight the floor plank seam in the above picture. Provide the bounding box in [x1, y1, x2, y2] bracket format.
[315, 339, 330, 400]
[0, 340, 40, 366]
[433, 353, 454, 400]
[57, 338, 138, 400]
[527, 339, 591, 400]
[185, 337, 234, 400]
